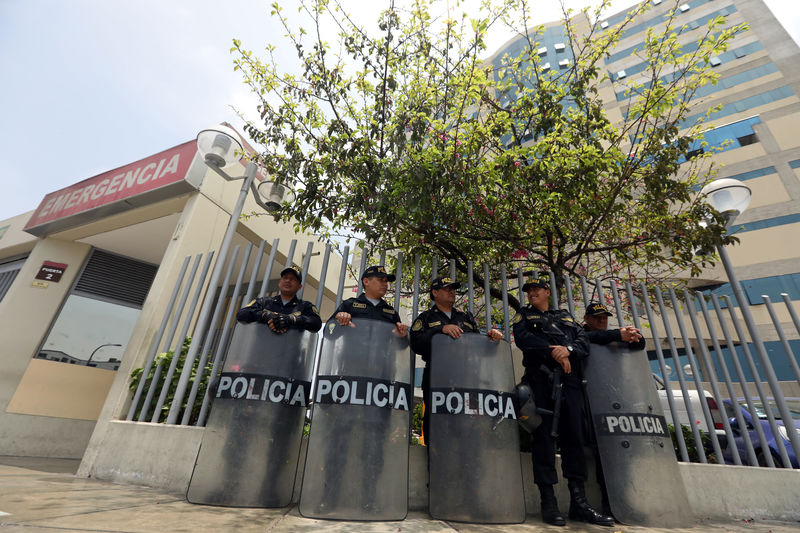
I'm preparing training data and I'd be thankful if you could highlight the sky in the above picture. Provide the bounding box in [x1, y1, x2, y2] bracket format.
[1, 0, 798, 223]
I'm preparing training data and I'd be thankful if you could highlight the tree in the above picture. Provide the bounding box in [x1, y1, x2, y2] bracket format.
[231, 0, 746, 304]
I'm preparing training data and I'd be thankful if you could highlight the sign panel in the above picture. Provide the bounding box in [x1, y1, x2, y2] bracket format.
[24, 141, 198, 234]
[34, 261, 67, 282]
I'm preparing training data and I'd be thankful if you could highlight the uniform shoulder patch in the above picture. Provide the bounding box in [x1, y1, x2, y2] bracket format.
[352, 302, 367, 309]
[382, 308, 395, 313]
[512, 312, 522, 324]
[561, 316, 574, 322]
[311, 305, 319, 315]
[428, 321, 442, 327]
[412, 319, 423, 331]
[245, 299, 257, 308]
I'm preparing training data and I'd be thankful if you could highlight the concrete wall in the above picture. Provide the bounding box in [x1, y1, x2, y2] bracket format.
[83, 419, 800, 522]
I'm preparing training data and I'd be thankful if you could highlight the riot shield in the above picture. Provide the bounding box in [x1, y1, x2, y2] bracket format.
[584, 344, 694, 527]
[187, 322, 317, 507]
[298, 319, 413, 521]
[428, 334, 525, 524]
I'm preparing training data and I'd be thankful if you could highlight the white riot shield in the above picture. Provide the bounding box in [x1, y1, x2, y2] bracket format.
[187, 322, 316, 507]
[298, 319, 413, 521]
[428, 334, 526, 524]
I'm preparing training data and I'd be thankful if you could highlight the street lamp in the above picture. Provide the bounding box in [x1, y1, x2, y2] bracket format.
[700, 177, 800, 463]
[87, 343, 121, 366]
[165, 125, 290, 425]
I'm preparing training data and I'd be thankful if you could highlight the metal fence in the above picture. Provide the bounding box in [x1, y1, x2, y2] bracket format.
[124, 237, 800, 468]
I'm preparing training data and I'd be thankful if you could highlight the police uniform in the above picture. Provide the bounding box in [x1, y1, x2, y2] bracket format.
[236, 266, 322, 332]
[329, 266, 401, 324]
[512, 275, 613, 527]
[409, 277, 478, 443]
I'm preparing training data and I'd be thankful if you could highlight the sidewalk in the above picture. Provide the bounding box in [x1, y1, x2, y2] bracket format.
[1, 457, 797, 533]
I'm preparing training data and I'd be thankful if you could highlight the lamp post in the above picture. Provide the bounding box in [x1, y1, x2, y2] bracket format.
[700, 178, 800, 464]
[165, 125, 289, 425]
[87, 343, 121, 366]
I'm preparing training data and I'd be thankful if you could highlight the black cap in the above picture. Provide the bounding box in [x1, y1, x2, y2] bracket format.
[430, 276, 461, 293]
[522, 274, 550, 292]
[585, 301, 613, 316]
[361, 265, 396, 282]
[280, 266, 303, 282]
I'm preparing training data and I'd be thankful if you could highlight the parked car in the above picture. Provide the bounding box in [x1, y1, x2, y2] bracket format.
[722, 398, 800, 468]
[652, 374, 724, 437]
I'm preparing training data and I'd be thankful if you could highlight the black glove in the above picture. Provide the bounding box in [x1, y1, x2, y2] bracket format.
[259, 310, 275, 324]
[272, 313, 292, 330]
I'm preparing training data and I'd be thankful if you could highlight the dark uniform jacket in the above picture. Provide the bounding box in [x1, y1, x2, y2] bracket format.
[584, 325, 646, 351]
[410, 305, 479, 362]
[331, 293, 401, 324]
[512, 306, 589, 385]
[236, 295, 322, 332]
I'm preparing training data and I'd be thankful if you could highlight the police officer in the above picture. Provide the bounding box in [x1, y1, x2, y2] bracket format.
[236, 266, 322, 333]
[332, 265, 408, 335]
[582, 300, 646, 518]
[410, 276, 503, 444]
[512, 274, 613, 527]
[583, 301, 645, 350]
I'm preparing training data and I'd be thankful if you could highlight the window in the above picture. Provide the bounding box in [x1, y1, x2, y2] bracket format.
[687, 148, 704, 159]
[537, 46, 547, 55]
[617, 69, 627, 79]
[541, 62, 551, 71]
[679, 3, 690, 12]
[653, 0, 662, 4]
[0, 257, 26, 303]
[736, 133, 758, 146]
[554, 43, 566, 51]
[36, 249, 157, 370]
[710, 56, 721, 67]
[559, 58, 571, 68]
[601, 20, 609, 29]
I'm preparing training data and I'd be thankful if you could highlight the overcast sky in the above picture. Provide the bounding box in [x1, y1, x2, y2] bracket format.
[1, 0, 798, 223]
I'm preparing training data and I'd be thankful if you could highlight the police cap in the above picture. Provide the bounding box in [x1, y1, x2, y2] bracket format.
[361, 265, 396, 282]
[280, 266, 303, 282]
[522, 274, 550, 292]
[585, 301, 613, 316]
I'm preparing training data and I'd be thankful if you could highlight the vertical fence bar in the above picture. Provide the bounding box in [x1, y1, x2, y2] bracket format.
[642, 284, 690, 461]
[449, 259, 456, 281]
[284, 239, 298, 270]
[412, 255, 421, 319]
[258, 238, 280, 298]
[680, 290, 735, 463]
[655, 287, 706, 462]
[297, 241, 315, 301]
[379, 250, 387, 266]
[710, 294, 768, 466]
[580, 276, 590, 308]
[783, 293, 800, 336]
[517, 266, 525, 309]
[467, 261, 475, 316]
[315, 244, 332, 311]
[139, 253, 212, 422]
[564, 274, 575, 317]
[483, 263, 492, 330]
[127, 255, 193, 421]
[160, 246, 240, 424]
[394, 252, 404, 313]
[625, 282, 643, 330]
[335, 246, 350, 309]
[500, 264, 510, 341]
[243, 240, 267, 303]
[717, 246, 800, 461]
[763, 295, 800, 386]
[667, 288, 722, 461]
[190, 243, 254, 425]
[722, 295, 792, 467]
[695, 292, 750, 465]
[357, 243, 368, 295]
[549, 271, 558, 308]
[432, 256, 439, 279]
[610, 281, 624, 327]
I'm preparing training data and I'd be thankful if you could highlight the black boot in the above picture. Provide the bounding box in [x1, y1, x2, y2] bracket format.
[538, 484, 566, 526]
[568, 480, 615, 526]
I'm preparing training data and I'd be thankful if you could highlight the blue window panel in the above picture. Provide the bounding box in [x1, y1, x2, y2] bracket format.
[736, 213, 800, 234]
[707, 340, 800, 382]
[700, 273, 800, 307]
[648, 350, 707, 382]
[680, 85, 794, 129]
[606, 2, 736, 66]
[789, 159, 800, 169]
[414, 367, 423, 388]
[677, 116, 761, 163]
[616, 62, 779, 102]
[706, 344, 765, 382]
[724, 166, 777, 182]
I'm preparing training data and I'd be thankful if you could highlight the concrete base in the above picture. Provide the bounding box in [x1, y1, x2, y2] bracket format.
[78, 421, 800, 523]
